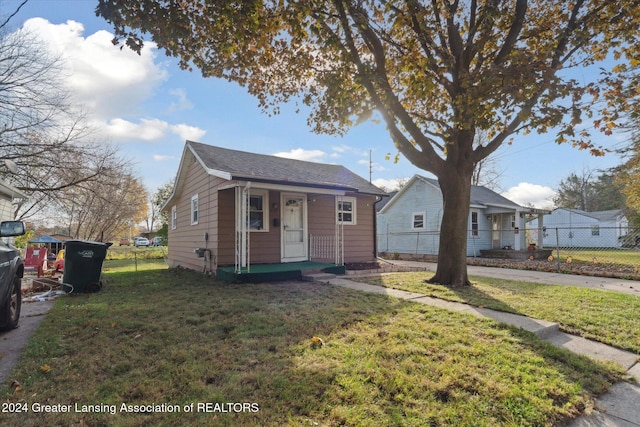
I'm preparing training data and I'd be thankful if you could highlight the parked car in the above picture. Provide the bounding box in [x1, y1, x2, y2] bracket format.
[0, 220, 26, 331]
[119, 238, 130, 246]
[133, 237, 150, 247]
[150, 237, 164, 246]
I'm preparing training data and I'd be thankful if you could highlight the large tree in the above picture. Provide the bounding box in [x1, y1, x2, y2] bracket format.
[0, 7, 125, 220]
[97, 0, 640, 286]
[553, 168, 625, 212]
[54, 163, 148, 241]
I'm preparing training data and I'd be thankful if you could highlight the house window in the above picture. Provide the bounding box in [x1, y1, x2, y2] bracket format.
[511, 215, 516, 229]
[591, 225, 600, 236]
[412, 211, 426, 230]
[171, 206, 177, 230]
[471, 212, 479, 236]
[249, 190, 269, 232]
[191, 194, 199, 225]
[337, 197, 356, 225]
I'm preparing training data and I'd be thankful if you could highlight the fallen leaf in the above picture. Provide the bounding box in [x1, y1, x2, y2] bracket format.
[11, 379, 22, 392]
[40, 364, 51, 373]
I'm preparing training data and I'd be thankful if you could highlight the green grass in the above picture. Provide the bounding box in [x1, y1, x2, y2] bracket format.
[547, 247, 640, 267]
[355, 272, 640, 353]
[106, 245, 167, 261]
[0, 264, 626, 426]
[102, 258, 168, 272]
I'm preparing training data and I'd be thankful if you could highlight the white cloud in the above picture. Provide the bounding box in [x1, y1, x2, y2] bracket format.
[331, 144, 368, 157]
[167, 88, 193, 113]
[19, 18, 206, 144]
[153, 155, 175, 161]
[169, 124, 206, 141]
[372, 178, 407, 192]
[23, 18, 167, 118]
[104, 118, 168, 141]
[502, 182, 556, 209]
[273, 148, 326, 162]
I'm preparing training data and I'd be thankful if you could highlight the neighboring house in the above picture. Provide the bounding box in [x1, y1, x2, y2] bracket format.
[377, 175, 548, 257]
[0, 179, 27, 222]
[162, 141, 387, 279]
[528, 208, 629, 248]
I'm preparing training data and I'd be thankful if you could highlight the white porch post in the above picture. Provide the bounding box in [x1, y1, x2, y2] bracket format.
[514, 210, 522, 251]
[335, 195, 344, 266]
[537, 213, 544, 249]
[235, 183, 250, 273]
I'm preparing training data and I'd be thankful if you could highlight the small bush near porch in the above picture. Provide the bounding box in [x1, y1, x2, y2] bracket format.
[0, 264, 625, 426]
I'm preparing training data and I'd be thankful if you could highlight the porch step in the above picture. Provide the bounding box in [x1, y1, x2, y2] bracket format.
[301, 273, 337, 283]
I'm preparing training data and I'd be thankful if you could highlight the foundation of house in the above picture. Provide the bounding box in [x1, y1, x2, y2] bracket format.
[478, 249, 553, 260]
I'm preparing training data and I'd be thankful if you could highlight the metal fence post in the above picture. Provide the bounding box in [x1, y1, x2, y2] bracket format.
[554, 227, 561, 272]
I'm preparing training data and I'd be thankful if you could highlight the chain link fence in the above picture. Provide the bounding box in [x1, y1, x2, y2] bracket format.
[378, 226, 640, 274]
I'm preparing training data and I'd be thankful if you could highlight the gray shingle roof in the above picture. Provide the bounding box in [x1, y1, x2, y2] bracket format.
[418, 176, 523, 208]
[188, 141, 387, 195]
[558, 208, 624, 222]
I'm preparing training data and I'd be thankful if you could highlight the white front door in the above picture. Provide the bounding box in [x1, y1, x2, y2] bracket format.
[281, 194, 308, 262]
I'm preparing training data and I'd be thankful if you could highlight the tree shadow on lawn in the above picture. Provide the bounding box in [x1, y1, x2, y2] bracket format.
[1, 268, 625, 426]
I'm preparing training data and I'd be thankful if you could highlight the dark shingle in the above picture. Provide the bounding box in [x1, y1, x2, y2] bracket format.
[188, 141, 386, 195]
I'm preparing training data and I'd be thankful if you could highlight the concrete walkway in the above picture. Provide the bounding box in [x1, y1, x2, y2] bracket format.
[305, 263, 640, 427]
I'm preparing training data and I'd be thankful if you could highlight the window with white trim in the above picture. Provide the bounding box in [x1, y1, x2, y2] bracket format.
[337, 197, 356, 225]
[191, 194, 199, 225]
[249, 190, 269, 232]
[591, 225, 600, 236]
[411, 211, 426, 230]
[471, 211, 479, 236]
[171, 206, 177, 230]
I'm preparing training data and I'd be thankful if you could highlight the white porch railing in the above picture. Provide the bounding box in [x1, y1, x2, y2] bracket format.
[310, 233, 343, 265]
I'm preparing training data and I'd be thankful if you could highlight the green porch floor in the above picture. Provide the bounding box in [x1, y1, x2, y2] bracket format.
[216, 261, 345, 283]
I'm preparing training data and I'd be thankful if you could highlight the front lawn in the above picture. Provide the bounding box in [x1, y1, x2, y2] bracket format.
[0, 267, 626, 426]
[355, 272, 640, 354]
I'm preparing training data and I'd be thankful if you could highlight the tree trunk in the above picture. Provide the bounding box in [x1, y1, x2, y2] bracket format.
[428, 166, 473, 287]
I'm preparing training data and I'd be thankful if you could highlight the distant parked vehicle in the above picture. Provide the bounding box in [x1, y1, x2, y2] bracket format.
[119, 238, 130, 246]
[133, 237, 149, 247]
[150, 237, 164, 246]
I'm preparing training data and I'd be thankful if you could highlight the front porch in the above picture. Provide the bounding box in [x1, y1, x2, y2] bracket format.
[216, 261, 345, 283]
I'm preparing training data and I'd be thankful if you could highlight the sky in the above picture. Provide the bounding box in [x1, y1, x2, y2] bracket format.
[3, 0, 631, 210]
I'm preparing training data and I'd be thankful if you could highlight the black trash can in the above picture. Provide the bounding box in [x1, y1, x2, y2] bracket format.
[62, 240, 112, 293]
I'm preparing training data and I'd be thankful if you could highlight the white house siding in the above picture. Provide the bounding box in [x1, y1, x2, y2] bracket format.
[377, 179, 443, 256]
[529, 209, 625, 248]
[377, 176, 527, 257]
[377, 180, 502, 256]
[467, 208, 492, 256]
[0, 195, 13, 222]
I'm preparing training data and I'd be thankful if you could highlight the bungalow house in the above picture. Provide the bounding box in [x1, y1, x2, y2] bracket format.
[528, 208, 629, 248]
[162, 141, 387, 281]
[377, 175, 548, 257]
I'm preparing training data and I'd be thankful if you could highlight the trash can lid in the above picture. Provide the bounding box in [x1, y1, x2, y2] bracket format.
[65, 240, 113, 247]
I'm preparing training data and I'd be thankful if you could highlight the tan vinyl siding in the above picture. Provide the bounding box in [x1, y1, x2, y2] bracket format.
[217, 189, 282, 266]
[248, 190, 280, 264]
[343, 194, 377, 262]
[167, 158, 223, 271]
[216, 188, 235, 265]
[168, 163, 378, 269]
[308, 193, 377, 263]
